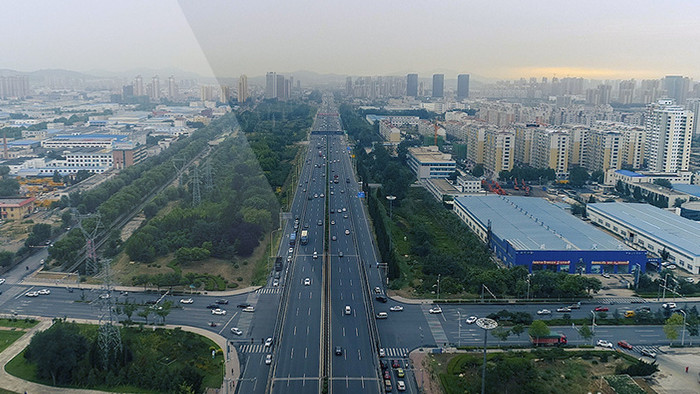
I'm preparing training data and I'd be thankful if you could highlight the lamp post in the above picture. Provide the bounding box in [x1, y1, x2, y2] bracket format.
[591, 311, 596, 334]
[526, 274, 531, 300]
[679, 309, 687, 346]
[457, 311, 462, 348]
[437, 274, 441, 300]
[386, 195, 396, 219]
[476, 317, 498, 394]
[662, 273, 670, 301]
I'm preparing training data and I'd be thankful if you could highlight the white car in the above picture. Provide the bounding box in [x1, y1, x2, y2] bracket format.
[389, 305, 404, 312]
[99, 293, 110, 299]
[662, 302, 677, 309]
[466, 316, 478, 324]
[211, 308, 226, 315]
[556, 307, 572, 313]
[0, 278, 5, 285]
[537, 309, 552, 315]
[272, 279, 279, 287]
[25, 291, 39, 297]
[345, 305, 352, 315]
[345, 229, 350, 235]
[313, 251, 318, 259]
[304, 278, 311, 286]
[242, 306, 255, 313]
[264, 337, 273, 347]
[596, 340, 614, 349]
[374, 287, 381, 294]
[231, 327, 243, 336]
[37, 289, 50, 295]
[429, 306, 442, 314]
[330, 220, 335, 225]
[288, 247, 294, 254]
[179, 298, 194, 304]
[265, 354, 272, 365]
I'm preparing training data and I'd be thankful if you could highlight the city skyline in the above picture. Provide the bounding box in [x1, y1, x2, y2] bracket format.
[2, 0, 700, 80]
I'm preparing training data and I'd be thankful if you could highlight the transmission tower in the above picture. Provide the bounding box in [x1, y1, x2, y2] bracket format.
[95, 257, 122, 370]
[191, 167, 201, 206]
[173, 158, 186, 186]
[204, 161, 214, 193]
[75, 212, 102, 275]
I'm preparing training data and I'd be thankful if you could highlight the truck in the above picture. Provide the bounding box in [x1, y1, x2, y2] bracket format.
[289, 232, 296, 245]
[300, 230, 309, 245]
[530, 333, 567, 347]
[274, 257, 283, 272]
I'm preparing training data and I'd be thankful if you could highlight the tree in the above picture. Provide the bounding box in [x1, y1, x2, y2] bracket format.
[511, 324, 525, 338]
[121, 301, 138, 324]
[653, 178, 673, 189]
[528, 320, 550, 343]
[674, 198, 685, 208]
[24, 321, 89, 385]
[492, 327, 510, 347]
[663, 313, 684, 345]
[137, 308, 152, 325]
[579, 324, 594, 343]
[568, 166, 590, 187]
[471, 164, 484, 178]
[154, 300, 173, 324]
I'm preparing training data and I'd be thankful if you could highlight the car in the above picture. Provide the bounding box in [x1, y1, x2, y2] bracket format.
[640, 348, 657, 358]
[343, 214, 348, 219]
[330, 209, 334, 213]
[273, 279, 279, 287]
[685, 277, 695, 283]
[602, 273, 611, 278]
[265, 354, 272, 365]
[288, 247, 294, 254]
[345, 305, 352, 315]
[374, 286, 382, 294]
[206, 304, 219, 309]
[335, 346, 343, 355]
[396, 368, 405, 378]
[287, 256, 292, 262]
[332, 235, 337, 241]
[37, 289, 50, 295]
[376, 312, 388, 319]
[179, 298, 194, 304]
[429, 306, 442, 314]
[376, 295, 388, 303]
[338, 251, 343, 257]
[397, 380, 406, 391]
[304, 278, 311, 286]
[466, 316, 478, 324]
[330, 220, 335, 225]
[383, 370, 390, 380]
[304, 223, 309, 229]
[568, 302, 581, 309]
[237, 303, 251, 308]
[389, 305, 404, 312]
[380, 360, 388, 370]
[25, 291, 39, 297]
[211, 309, 226, 315]
[98, 293, 110, 299]
[617, 340, 633, 350]
[313, 251, 318, 259]
[231, 327, 243, 336]
[242, 306, 255, 313]
[536, 309, 551, 315]
[556, 307, 572, 313]
[345, 229, 350, 235]
[392, 359, 400, 368]
[596, 340, 614, 349]
[314, 194, 319, 198]
[0, 278, 5, 285]
[320, 193, 324, 197]
[663, 302, 677, 309]
[341, 190, 345, 193]
[318, 220, 323, 226]
[342, 208, 347, 212]
[594, 306, 609, 312]
[264, 337, 273, 347]
[216, 299, 229, 305]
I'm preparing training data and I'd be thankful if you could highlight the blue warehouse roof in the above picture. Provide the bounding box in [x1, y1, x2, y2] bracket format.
[454, 196, 631, 251]
[671, 183, 700, 198]
[588, 202, 700, 258]
[615, 169, 645, 177]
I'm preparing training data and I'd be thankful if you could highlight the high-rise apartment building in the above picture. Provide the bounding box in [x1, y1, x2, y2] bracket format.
[531, 129, 570, 179]
[457, 74, 470, 100]
[133, 75, 144, 96]
[167, 75, 178, 100]
[644, 99, 694, 173]
[200, 85, 215, 101]
[618, 80, 635, 105]
[620, 126, 645, 169]
[276, 74, 287, 100]
[238, 75, 248, 103]
[513, 123, 537, 165]
[265, 72, 277, 99]
[466, 126, 486, 165]
[406, 74, 418, 97]
[150, 75, 160, 101]
[432, 74, 444, 98]
[220, 85, 231, 102]
[663, 75, 690, 105]
[346, 77, 353, 97]
[484, 128, 514, 175]
[585, 130, 621, 172]
[0, 76, 29, 99]
[685, 98, 700, 136]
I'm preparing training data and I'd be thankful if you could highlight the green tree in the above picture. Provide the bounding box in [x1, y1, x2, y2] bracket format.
[511, 323, 525, 338]
[653, 178, 673, 189]
[0, 251, 14, 267]
[579, 324, 594, 343]
[492, 327, 510, 347]
[568, 166, 590, 187]
[471, 164, 484, 178]
[154, 300, 173, 324]
[24, 321, 89, 385]
[663, 313, 684, 344]
[121, 301, 138, 324]
[528, 320, 550, 344]
[137, 307, 152, 325]
[674, 198, 685, 208]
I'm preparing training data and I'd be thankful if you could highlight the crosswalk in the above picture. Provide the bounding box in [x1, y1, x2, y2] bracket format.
[595, 297, 648, 304]
[631, 345, 663, 355]
[382, 347, 409, 358]
[256, 287, 282, 295]
[238, 344, 271, 353]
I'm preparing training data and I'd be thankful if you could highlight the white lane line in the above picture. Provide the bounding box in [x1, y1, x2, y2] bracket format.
[218, 311, 238, 335]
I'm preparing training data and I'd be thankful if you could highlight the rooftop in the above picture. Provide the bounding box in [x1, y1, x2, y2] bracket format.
[454, 195, 631, 251]
[408, 146, 454, 163]
[588, 202, 700, 258]
[615, 169, 645, 177]
[672, 183, 700, 198]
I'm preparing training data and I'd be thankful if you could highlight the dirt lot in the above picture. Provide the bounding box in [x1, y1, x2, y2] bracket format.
[0, 209, 61, 254]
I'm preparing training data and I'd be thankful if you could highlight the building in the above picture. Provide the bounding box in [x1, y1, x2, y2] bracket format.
[513, 123, 538, 165]
[167, 75, 178, 100]
[531, 128, 570, 179]
[466, 125, 486, 165]
[432, 74, 444, 98]
[456, 171, 482, 193]
[133, 75, 144, 96]
[237, 75, 248, 103]
[407, 146, 456, 179]
[113, 143, 148, 169]
[604, 169, 693, 186]
[406, 74, 418, 97]
[0, 197, 36, 220]
[41, 134, 127, 149]
[454, 196, 647, 274]
[0, 76, 29, 99]
[663, 75, 690, 105]
[150, 75, 160, 101]
[457, 74, 470, 100]
[644, 100, 693, 173]
[265, 72, 277, 99]
[64, 148, 113, 169]
[585, 129, 621, 172]
[588, 202, 700, 274]
[483, 128, 514, 176]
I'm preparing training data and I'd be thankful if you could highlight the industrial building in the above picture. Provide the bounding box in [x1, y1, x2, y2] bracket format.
[588, 202, 700, 274]
[453, 196, 647, 274]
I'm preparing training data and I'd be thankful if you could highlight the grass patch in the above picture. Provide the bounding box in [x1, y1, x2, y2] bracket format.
[0, 330, 25, 353]
[0, 318, 38, 329]
[605, 375, 646, 394]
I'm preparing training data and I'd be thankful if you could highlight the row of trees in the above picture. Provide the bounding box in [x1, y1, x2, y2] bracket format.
[24, 321, 215, 392]
[0, 165, 19, 196]
[614, 180, 673, 208]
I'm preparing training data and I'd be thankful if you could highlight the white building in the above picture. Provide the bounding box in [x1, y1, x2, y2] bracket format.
[407, 146, 456, 179]
[645, 100, 694, 173]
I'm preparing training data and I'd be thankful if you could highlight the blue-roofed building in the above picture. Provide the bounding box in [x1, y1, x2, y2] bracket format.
[41, 134, 128, 149]
[671, 183, 700, 198]
[453, 196, 647, 274]
[588, 202, 700, 274]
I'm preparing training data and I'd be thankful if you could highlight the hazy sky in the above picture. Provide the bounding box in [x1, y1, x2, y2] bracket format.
[3, 0, 700, 80]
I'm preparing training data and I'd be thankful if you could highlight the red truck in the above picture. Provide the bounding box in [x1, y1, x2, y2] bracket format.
[530, 333, 567, 347]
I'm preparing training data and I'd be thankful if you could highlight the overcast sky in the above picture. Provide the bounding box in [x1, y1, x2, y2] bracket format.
[3, 0, 699, 80]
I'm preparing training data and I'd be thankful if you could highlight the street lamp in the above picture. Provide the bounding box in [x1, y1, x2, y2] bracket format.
[457, 311, 462, 348]
[437, 274, 441, 300]
[679, 309, 687, 346]
[476, 317, 498, 394]
[386, 195, 396, 219]
[590, 311, 596, 334]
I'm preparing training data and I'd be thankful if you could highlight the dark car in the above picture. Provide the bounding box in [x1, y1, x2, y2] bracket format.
[206, 304, 219, 309]
[376, 295, 388, 303]
[380, 360, 388, 370]
[335, 346, 343, 356]
[216, 299, 229, 305]
[237, 303, 251, 308]
[392, 359, 400, 368]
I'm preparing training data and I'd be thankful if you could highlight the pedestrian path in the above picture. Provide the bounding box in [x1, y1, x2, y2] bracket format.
[631, 345, 663, 354]
[256, 287, 282, 294]
[238, 344, 271, 353]
[383, 347, 409, 358]
[421, 305, 447, 347]
[595, 296, 648, 304]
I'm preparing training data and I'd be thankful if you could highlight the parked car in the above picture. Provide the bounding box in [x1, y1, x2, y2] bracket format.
[596, 340, 613, 349]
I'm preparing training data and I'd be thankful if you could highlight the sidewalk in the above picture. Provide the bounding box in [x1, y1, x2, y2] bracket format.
[19, 279, 261, 297]
[0, 317, 239, 394]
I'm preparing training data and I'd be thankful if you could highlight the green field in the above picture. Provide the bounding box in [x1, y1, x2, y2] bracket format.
[0, 330, 25, 354]
[0, 318, 38, 329]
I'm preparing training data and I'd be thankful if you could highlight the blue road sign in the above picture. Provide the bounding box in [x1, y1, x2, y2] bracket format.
[358, 192, 365, 198]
